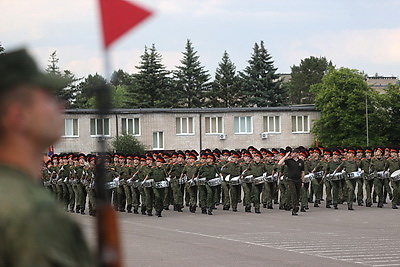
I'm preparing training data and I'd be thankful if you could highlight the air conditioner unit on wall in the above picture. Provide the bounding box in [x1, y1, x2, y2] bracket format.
[219, 134, 227, 140]
[261, 132, 268, 139]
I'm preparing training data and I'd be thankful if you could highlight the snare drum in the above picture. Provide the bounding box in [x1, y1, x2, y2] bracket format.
[186, 179, 197, 187]
[253, 176, 266, 185]
[377, 171, 389, 179]
[243, 175, 253, 183]
[390, 170, 400, 181]
[265, 173, 277, 183]
[132, 180, 140, 188]
[207, 177, 222, 187]
[154, 180, 169, 188]
[303, 173, 315, 183]
[178, 175, 188, 185]
[105, 180, 119, 190]
[329, 172, 344, 181]
[314, 171, 324, 179]
[142, 179, 154, 188]
[347, 171, 361, 179]
[197, 177, 207, 186]
[229, 176, 241, 185]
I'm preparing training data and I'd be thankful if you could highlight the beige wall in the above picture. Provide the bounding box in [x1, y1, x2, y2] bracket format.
[54, 108, 320, 154]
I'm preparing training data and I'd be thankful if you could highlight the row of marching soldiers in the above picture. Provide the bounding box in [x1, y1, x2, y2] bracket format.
[41, 145, 400, 217]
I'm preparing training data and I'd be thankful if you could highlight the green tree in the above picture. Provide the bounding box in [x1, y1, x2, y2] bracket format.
[239, 41, 285, 107]
[288, 56, 334, 104]
[126, 44, 174, 108]
[45, 51, 78, 108]
[311, 67, 388, 147]
[74, 74, 107, 108]
[207, 51, 241, 107]
[111, 133, 145, 155]
[174, 39, 211, 108]
[381, 83, 400, 144]
[112, 85, 130, 108]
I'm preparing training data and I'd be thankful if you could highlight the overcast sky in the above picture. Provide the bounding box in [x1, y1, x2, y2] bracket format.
[1, 0, 399, 79]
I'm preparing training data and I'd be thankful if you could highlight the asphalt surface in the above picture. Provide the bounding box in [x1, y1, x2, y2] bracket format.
[72, 201, 400, 267]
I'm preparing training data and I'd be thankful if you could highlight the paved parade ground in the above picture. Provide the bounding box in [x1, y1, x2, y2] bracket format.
[72, 203, 400, 267]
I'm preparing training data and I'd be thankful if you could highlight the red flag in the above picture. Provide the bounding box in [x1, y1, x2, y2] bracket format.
[99, 0, 152, 49]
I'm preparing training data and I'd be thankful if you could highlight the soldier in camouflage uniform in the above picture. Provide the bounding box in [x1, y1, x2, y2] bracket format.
[371, 147, 389, 208]
[0, 49, 96, 266]
[181, 153, 200, 213]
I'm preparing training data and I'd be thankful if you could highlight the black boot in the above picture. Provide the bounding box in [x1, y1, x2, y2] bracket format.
[157, 211, 162, 217]
[232, 207, 237, 212]
[133, 208, 139, 214]
[300, 207, 306, 212]
[201, 208, 207, 214]
[348, 204, 354, 210]
[334, 204, 338, 210]
[76, 206, 80, 213]
[392, 205, 398, 209]
[147, 211, 153, 216]
[141, 209, 147, 215]
[263, 204, 267, 208]
[255, 207, 261, 214]
[207, 208, 213, 215]
[127, 204, 132, 213]
[267, 204, 273, 209]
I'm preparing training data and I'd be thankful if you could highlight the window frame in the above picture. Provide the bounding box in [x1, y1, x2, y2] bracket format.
[234, 116, 253, 135]
[62, 118, 79, 137]
[121, 117, 141, 136]
[263, 116, 281, 133]
[176, 117, 195, 136]
[152, 131, 164, 150]
[291, 115, 310, 133]
[90, 118, 110, 137]
[204, 116, 224, 134]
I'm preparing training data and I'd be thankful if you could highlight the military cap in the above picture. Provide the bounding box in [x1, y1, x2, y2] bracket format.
[191, 150, 199, 156]
[356, 147, 364, 153]
[271, 148, 279, 154]
[231, 152, 240, 158]
[207, 153, 216, 161]
[348, 148, 356, 154]
[156, 156, 166, 163]
[188, 153, 197, 160]
[78, 154, 86, 160]
[222, 149, 230, 156]
[253, 150, 262, 158]
[242, 151, 252, 158]
[177, 151, 186, 159]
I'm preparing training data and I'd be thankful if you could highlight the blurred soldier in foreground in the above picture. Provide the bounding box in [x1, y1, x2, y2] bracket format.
[0, 49, 96, 266]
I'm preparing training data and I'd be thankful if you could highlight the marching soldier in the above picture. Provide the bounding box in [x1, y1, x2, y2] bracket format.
[241, 151, 253, 212]
[221, 151, 242, 212]
[144, 156, 169, 217]
[169, 151, 186, 212]
[371, 147, 388, 208]
[387, 148, 400, 209]
[249, 150, 266, 214]
[219, 150, 231, 210]
[73, 154, 88, 214]
[324, 150, 343, 209]
[342, 148, 359, 210]
[310, 148, 324, 207]
[198, 153, 221, 215]
[262, 150, 276, 209]
[182, 153, 200, 213]
[355, 147, 365, 206]
[360, 147, 374, 207]
[278, 148, 305, 216]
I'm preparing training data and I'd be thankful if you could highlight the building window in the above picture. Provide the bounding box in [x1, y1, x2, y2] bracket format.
[234, 116, 252, 134]
[205, 117, 223, 134]
[121, 118, 140, 135]
[176, 117, 194, 135]
[292, 115, 309, 133]
[63, 119, 79, 137]
[90, 118, 110, 136]
[153, 131, 164, 149]
[263, 116, 280, 133]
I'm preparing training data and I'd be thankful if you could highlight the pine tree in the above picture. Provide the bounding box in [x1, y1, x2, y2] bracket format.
[207, 51, 241, 107]
[239, 41, 286, 107]
[127, 44, 173, 108]
[174, 39, 211, 108]
[45, 51, 78, 108]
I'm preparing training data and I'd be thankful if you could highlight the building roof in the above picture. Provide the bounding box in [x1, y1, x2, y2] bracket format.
[65, 105, 316, 115]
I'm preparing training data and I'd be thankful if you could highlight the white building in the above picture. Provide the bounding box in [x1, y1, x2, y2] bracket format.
[55, 105, 320, 154]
